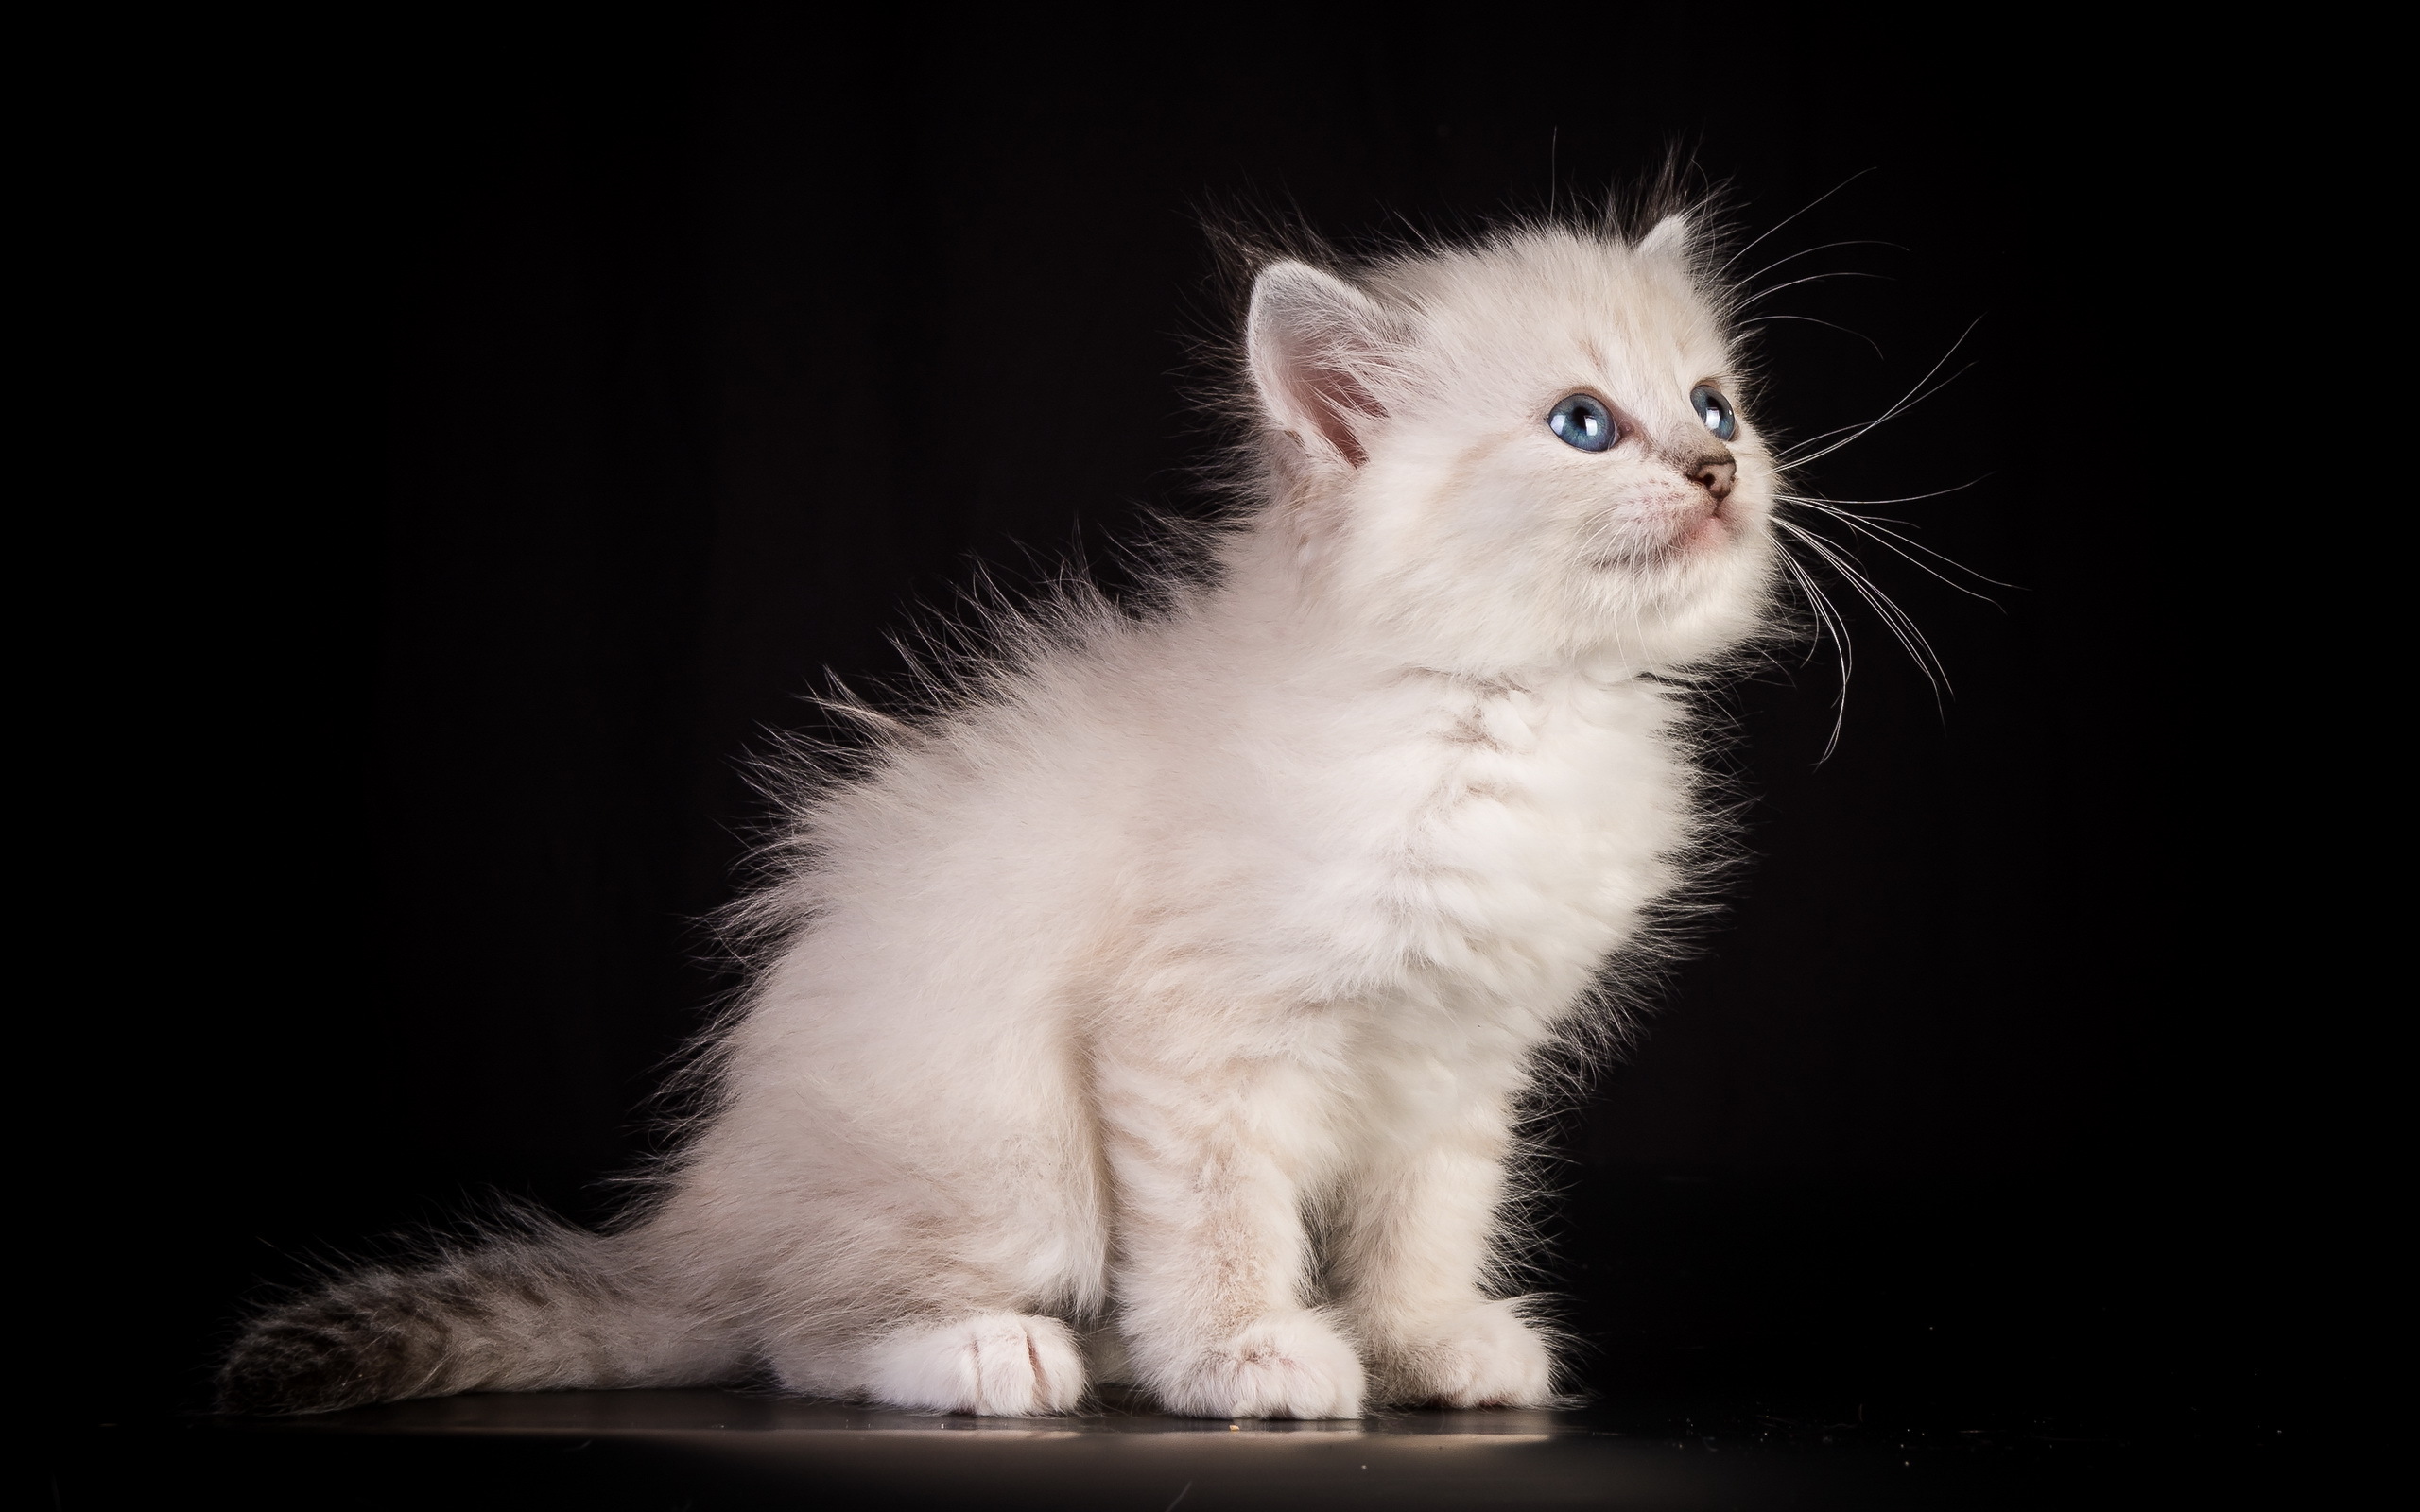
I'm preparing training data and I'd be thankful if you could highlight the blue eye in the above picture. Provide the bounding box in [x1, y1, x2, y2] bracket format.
[1691, 385, 1737, 441]
[1547, 393, 1616, 452]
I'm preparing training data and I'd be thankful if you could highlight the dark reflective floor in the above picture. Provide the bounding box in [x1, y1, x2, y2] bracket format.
[43, 1175, 2294, 1507]
[53, 1384, 2219, 1510]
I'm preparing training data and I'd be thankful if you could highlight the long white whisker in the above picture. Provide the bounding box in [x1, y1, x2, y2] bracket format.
[1771, 418, 1876, 455]
[1718, 166, 1879, 279]
[1734, 270, 1890, 311]
[1777, 518, 1928, 651]
[1774, 546, 1852, 760]
[1804, 534, 1945, 694]
[1776, 317, 1986, 466]
[1777, 364, 1974, 468]
[1789, 506, 2006, 604]
[1736, 240, 1905, 291]
[1776, 481, 1988, 509]
[1781, 494, 2016, 595]
[1737, 313, 1886, 360]
[1782, 537, 1942, 713]
[1775, 519, 1949, 703]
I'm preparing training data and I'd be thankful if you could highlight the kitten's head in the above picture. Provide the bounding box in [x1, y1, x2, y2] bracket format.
[1244, 220, 1776, 672]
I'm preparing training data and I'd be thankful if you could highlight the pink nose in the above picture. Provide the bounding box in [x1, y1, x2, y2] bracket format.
[1692, 457, 1736, 501]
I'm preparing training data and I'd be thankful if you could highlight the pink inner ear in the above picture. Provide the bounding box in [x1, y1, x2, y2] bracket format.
[1250, 263, 1394, 469]
[1281, 343, 1382, 468]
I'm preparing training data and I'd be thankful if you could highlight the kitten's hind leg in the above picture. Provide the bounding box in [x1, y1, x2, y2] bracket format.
[773, 1313, 1086, 1417]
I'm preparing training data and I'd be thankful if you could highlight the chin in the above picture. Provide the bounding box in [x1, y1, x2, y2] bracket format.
[1579, 536, 1775, 667]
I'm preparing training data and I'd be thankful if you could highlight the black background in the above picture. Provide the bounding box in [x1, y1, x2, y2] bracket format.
[52, 5, 2291, 1440]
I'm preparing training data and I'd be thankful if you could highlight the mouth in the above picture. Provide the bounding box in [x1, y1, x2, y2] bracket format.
[1581, 490, 1740, 571]
[1678, 501, 1731, 551]
[1641, 494, 1731, 559]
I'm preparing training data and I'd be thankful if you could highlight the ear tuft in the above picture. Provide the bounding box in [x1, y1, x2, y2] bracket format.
[1634, 213, 1692, 261]
[1247, 261, 1394, 468]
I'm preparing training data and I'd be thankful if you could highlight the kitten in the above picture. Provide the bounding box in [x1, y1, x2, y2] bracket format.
[223, 212, 1779, 1420]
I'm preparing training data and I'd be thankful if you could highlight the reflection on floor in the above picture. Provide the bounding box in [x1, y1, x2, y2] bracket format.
[49, 1177, 2289, 1508]
[57, 1384, 2188, 1510]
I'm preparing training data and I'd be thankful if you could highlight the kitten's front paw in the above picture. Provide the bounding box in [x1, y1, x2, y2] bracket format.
[1151, 1310, 1365, 1419]
[858, 1312, 1086, 1416]
[1378, 1298, 1556, 1407]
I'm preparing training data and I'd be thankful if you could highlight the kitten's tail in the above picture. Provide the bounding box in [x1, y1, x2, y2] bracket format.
[217, 1218, 742, 1415]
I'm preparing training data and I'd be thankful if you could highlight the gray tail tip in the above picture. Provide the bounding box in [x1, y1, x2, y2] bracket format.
[216, 1322, 404, 1417]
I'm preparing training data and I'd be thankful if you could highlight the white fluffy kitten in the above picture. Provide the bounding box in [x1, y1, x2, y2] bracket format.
[225, 214, 1778, 1419]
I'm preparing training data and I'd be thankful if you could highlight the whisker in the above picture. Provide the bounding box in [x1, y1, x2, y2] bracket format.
[1779, 539, 1942, 713]
[1777, 364, 1974, 468]
[1775, 518, 1950, 704]
[1769, 418, 1875, 455]
[1734, 270, 1891, 312]
[1776, 317, 1985, 466]
[1803, 534, 1946, 692]
[1735, 239, 1905, 292]
[1776, 482, 1988, 509]
[1787, 504, 2007, 604]
[1737, 313, 1886, 360]
[1774, 546, 1853, 760]
[1781, 487, 2014, 591]
[1717, 166, 1879, 279]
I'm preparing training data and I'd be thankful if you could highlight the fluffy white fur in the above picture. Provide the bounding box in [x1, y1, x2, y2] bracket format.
[223, 216, 1780, 1421]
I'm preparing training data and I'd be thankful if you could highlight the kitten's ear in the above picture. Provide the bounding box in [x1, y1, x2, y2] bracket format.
[1247, 261, 1394, 468]
[1635, 213, 1693, 261]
